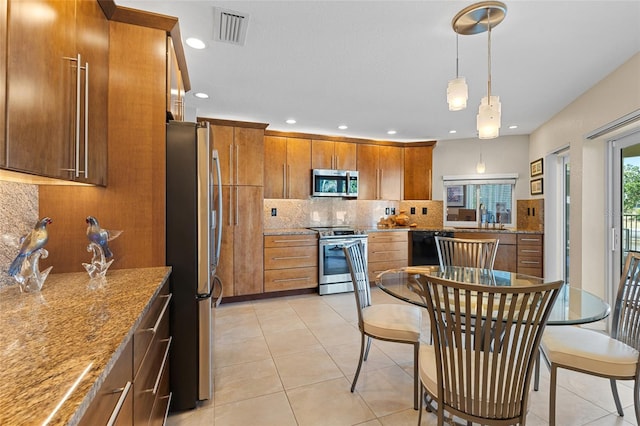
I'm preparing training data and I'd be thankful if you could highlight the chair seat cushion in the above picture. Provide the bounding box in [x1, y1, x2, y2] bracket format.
[541, 326, 639, 377]
[362, 304, 421, 342]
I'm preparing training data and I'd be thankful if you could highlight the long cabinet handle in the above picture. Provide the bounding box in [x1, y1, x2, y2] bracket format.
[162, 393, 173, 424]
[235, 186, 239, 226]
[228, 144, 233, 184]
[379, 168, 383, 200]
[235, 144, 239, 185]
[287, 164, 291, 198]
[271, 239, 315, 243]
[520, 260, 540, 265]
[273, 277, 311, 283]
[520, 238, 541, 242]
[273, 255, 311, 260]
[83, 60, 89, 178]
[142, 294, 172, 334]
[143, 336, 172, 395]
[520, 249, 540, 253]
[282, 164, 286, 198]
[106, 381, 132, 426]
[371, 250, 402, 254]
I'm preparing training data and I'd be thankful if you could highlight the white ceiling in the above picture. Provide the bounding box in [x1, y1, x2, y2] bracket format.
[119, 1, 640, 142]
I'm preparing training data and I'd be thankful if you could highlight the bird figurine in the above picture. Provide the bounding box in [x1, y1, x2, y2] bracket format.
[86, 216, 119, 259]
[8, 217, 53, 277]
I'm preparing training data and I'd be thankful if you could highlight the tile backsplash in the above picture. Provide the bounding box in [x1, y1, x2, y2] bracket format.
[0, 182, 39, 287]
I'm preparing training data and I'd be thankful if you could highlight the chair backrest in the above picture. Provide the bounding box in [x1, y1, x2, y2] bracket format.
[415, 274, 562, 424]
[436, 236, 499, 269]
[612, 251, 640, 350]
[343, 241, 371, 329]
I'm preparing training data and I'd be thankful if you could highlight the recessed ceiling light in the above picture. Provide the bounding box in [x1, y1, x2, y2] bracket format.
[387, 130, 397, 135]
[286, 119, 296, 124]
[449, 130, 457, 134]
[338, 125, 348, 130]
[194, 92, 209, 99]
[186, 37, 206, 49]
[509, 125, 518, 129]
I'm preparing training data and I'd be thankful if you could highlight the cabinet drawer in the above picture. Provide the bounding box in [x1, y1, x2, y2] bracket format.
[79, 339, 133, 426]
[454, 232, 517, 245]
[368, 259, 408, 282]
[134, 282, 171, 377]
[134, 333, 172, 426]
[518, 256, 543, 268]
[368, 231, 408, 244]
[148, 352, 171, 426]
[518, 246, 543, 257]
[265, 234, 317, 248]
[265, 246, 317, 269]
[264, 267, 318, 292]
[368, 241, 408, 263]
[518, 234, 543, 246]
[518, 267, 543, 278]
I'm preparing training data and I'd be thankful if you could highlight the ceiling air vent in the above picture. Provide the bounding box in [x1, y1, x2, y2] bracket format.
[213, 8, 249, 46]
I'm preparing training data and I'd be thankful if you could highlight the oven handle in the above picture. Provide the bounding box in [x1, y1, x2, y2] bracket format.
[320, 238, 367, 248]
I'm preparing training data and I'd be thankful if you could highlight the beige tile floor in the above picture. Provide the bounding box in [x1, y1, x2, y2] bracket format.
[167, 288, 638, 426]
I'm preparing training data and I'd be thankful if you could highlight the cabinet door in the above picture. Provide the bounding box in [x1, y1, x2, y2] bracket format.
[334, 141, 356, 170]
[76, 0, 109, 185]
[286, 137, 311, 199]
[264, 136, 287, 198]
[311, 139, 334, 169]
[235, 127, 264, 186]
[211, 125, 234, 185]
[379, 145, 403, 200]
[357, 144, 379, 200]
[404, 146, 433, 200]
[233, 186, 264, 295]
[217, 185, 235, 297]
[6, 0, 76, 179]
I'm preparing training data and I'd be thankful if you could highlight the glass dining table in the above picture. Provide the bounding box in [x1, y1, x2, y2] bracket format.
[376, 265, 612, 391]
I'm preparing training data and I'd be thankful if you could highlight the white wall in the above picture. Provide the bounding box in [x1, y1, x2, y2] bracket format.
[530, 53, 640, 298]
[431, 134, 531, 202]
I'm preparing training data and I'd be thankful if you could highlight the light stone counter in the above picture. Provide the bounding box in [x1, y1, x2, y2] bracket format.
[0, 266, 171, 425]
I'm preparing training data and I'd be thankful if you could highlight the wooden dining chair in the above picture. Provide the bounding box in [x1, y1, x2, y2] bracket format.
[541, 251, 640, 426]
[435, 236, 499, 270]
[413, 274, 562, 426]
[343, 241, 422, 409]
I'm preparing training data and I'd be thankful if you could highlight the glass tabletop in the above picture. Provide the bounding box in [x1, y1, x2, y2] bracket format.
[376, 266, 611, 325]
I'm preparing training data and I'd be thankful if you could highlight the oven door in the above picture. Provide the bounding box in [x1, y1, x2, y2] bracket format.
[318, 238, 367, 285]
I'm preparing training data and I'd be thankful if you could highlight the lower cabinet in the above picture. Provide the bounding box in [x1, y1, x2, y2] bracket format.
[454, 232, 518, 272]
[517, 234, 544, 278]
[367, 231, 409, 282]
[264, 234, 318, 292]
[80, 279, 172, 426]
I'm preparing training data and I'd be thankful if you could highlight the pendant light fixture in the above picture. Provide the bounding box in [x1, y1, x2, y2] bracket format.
[451, 1, 507, 139]
[446, 32, 468, 111]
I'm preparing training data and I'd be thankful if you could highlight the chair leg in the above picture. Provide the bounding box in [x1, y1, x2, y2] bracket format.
[549, 364, 557, 426]
[610, 379, 625, 416]
[363, 336, 372, 361]
[413, 342, 419, 410]
[534, 351, 540, 391]
[634, 379, 640, 426]
[418, 384, 424, 425]
[351, 333, 366, 393]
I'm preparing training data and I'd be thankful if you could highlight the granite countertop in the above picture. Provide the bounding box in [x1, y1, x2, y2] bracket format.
[264, 228, 318, 236]
[0, 266, 171, 425]
[265, 227, 543, 235]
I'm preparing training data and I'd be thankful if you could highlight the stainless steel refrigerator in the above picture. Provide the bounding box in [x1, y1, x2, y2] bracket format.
[166, 120, 223, 411]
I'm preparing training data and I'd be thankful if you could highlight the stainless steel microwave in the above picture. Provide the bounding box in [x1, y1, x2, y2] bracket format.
[312, 169, 358, 197]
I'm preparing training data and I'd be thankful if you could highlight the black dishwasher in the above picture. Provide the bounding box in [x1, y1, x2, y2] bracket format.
[410, 230, 454, 266]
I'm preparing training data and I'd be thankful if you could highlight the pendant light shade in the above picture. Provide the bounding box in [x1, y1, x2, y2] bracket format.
[447, 77, 468, 111]
[477, 95, 501, 139]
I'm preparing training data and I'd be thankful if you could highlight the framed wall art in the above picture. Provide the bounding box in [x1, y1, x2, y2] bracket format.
[530, 178, 543, 195]
[530, 158, 543, 177]
[446, 185, 465, 207]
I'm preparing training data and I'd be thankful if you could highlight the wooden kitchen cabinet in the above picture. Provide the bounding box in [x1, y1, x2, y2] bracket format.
[367, 231, 409, 282]
[264, 234, 318, 292]
[357, 144, 403, 200]
[167, 37, 185, 121]
[311, 139, 357, 170]
[264, 136, 311, 199]
[454, 231, 518, 273]
[4, 0, 108, 185]
[517, 233, 544, 278]
[404, 145, 434, 200]
[209, 120, 266, 297]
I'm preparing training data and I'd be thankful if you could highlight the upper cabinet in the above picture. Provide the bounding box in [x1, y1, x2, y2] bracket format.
[312, 139, 356, 170]
[264, 136, 311, 199]
[357, 144, 403, 200]
[404, 144, 434, 200]
[4, 0, 108, 185]
[167, 37, 184, 121]
[211, 124, 265, 186]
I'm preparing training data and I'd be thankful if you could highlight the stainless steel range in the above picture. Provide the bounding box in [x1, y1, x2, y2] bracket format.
[309, 227, 368, 295]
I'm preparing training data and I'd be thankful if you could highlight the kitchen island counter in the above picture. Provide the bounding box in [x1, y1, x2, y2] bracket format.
[0, 266, 171, 425]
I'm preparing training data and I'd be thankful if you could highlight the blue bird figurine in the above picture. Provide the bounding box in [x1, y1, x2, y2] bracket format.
[8, 217, 53, 277]
[86, 216, 116, 259]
